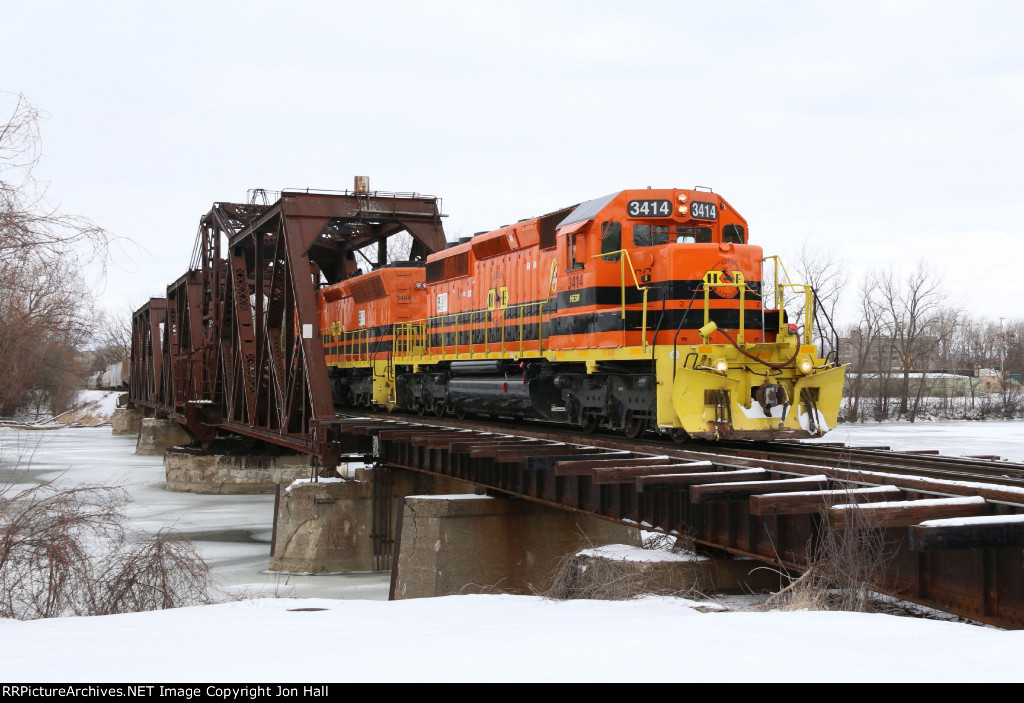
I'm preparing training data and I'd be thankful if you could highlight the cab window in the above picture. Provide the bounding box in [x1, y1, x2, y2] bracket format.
[600, 221, 621, 261]
[722, 224, 745, 244]
[675, 226, 712, 244]
[633, 224, 669, 247]
[567, 231, 586, 269]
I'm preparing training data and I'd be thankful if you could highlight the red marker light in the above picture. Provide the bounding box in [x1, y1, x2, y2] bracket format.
[788, 324, 798, 333]
[503, 382, 508, 393]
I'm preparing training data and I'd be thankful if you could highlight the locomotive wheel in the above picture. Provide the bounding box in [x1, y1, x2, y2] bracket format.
[415, 399, 426, 416]
[434, 402, 446, 418]
[580, 415, 599, 434]
[670, 429, 691, 444]
[622, 415, 645, 440]
[454, 407, 468, 420]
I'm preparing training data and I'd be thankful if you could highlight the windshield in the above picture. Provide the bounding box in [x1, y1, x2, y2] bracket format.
[632, 224, 713, 245]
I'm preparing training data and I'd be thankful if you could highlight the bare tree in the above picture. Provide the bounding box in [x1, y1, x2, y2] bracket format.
[0, 93, 112, 416]
[875, 263, 959, 421]
[790, 241, 848, 361]
[90, 302, 136, 370]
[0, 93, 110, 263]
[0, 253, 95, 415]
[840, 274, 885, 422]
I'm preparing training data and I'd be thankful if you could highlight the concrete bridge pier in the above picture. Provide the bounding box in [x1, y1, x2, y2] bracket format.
[135, 417, 191, 455]
[269, 468, 475, 574]
[164, 443, 312, 494]
[390, 494, 641, 600]
[111, 407, 142, 435]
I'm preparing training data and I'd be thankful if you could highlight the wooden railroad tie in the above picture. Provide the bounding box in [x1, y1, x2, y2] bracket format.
[910, 514, 1024, 551]
[749, 485, 903, 516]
[828, 496, 988, 530]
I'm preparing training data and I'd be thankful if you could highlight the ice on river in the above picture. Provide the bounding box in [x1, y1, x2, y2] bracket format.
[806, 419, 1024, 463]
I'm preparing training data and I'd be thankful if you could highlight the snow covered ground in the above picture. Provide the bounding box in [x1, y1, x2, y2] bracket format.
[4, 595, 1024, 683]
[1, 418, 1024, 682]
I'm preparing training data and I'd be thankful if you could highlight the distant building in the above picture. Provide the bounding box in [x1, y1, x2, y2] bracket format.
[838, 330, 943, 373]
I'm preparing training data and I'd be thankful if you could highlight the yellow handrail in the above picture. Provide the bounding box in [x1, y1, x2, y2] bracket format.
[701, 281, 752, 344]
[761, 255, 815, 340]
[593, 249, 650, 352]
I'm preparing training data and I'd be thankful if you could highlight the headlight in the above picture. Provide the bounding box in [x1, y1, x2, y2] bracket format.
[798, 357, 814, 374]
[678, 204, 688, 215]
[714, 358, 729, 373]
[678, 193, 688, 202]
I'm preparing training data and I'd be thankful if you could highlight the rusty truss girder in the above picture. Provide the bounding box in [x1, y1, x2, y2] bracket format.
[128, 189, 446, 460]
[129, 298, 167, 412]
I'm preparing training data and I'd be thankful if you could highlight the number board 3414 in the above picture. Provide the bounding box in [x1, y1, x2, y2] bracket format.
[626, 199, 672, 217]
[689, 201, 718, 220]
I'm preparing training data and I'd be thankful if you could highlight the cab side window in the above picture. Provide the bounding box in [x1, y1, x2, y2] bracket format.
[567, 231, 586, 269]
[722, 224, 745, 244]
[600, 221, 621, 261]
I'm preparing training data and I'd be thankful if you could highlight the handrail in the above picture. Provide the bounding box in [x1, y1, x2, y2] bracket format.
[760, 255, 815, 340]
[701, 281, 753, 344]
[593, 249, 650, 352]
[329, 252, 654, 361]
[394, 260, 563, 359]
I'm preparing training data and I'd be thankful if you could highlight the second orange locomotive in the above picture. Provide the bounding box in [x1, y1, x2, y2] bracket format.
[319, 187, 845, 441]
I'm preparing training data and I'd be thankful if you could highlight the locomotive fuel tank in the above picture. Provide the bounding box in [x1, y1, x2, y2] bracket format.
[447, 376, 563, 420]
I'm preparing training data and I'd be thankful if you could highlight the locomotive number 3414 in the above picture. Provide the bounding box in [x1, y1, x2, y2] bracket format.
[627, 199, 672, 217]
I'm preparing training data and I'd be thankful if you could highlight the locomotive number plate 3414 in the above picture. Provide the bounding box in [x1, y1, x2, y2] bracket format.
[626, 199, 672, 217]
[689, 201, 718, 220]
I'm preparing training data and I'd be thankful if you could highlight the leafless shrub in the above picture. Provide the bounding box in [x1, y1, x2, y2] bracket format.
[95, 529, 215, 614]
[0, 474, 217, 620]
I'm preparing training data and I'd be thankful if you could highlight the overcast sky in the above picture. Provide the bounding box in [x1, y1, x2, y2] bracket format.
[3, 0, 1022, 325]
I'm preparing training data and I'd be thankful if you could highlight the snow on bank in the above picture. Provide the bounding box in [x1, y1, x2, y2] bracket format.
[0, 595, 1021, 682]
[2, 390, 125, 428]
[51, 390, 122, 425]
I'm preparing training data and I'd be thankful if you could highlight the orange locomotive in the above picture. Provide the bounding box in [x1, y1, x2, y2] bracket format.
[319, 187, 846, 441]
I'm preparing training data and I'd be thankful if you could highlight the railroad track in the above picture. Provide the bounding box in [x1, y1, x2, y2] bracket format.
[339, 408, 1024, 487]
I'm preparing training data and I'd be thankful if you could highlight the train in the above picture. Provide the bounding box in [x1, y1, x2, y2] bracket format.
[316, 187, 846, 442]
[88, 359, 130, 391]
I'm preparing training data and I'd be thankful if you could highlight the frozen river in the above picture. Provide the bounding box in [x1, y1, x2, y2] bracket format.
[806, 418, 1024, 463]
[1, 418, 1022, 603]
